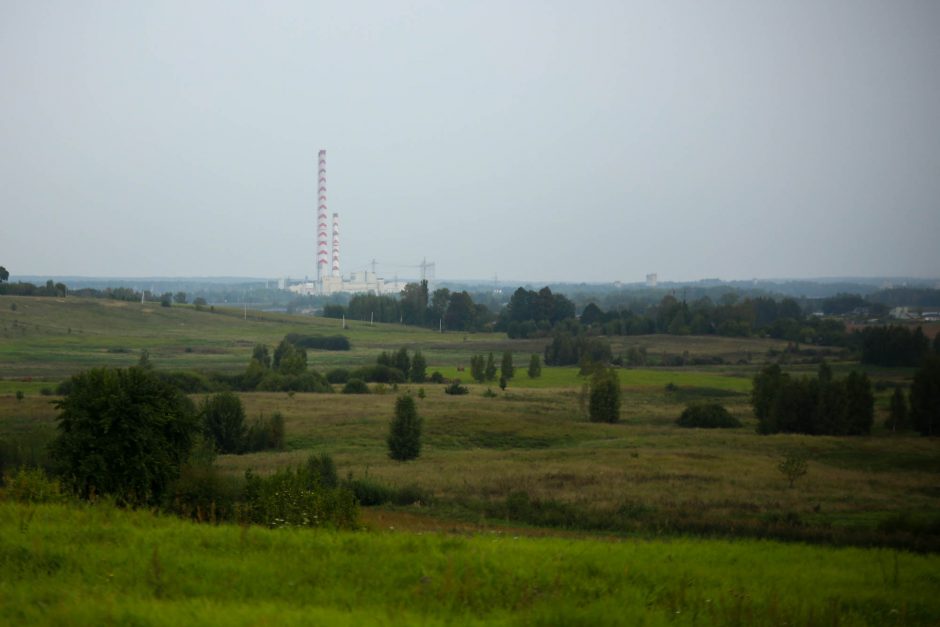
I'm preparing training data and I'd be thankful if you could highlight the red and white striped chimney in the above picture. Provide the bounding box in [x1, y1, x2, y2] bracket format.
[317, 150, 329, 282]
[331, 212, 340, 277]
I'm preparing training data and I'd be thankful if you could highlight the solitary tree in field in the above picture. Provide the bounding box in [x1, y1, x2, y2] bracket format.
[394, 347, 411, 379]
[589, 368, 621, 423]
[778, 453, 808, 488]
[273, 339, 307, 375]
[470, 354, 485, 383]
[485, 352, 497, 381]
[887, 385, 908, 433]
[410, 350, 427, 383]
[173, 291, 188, 304]
[527, 354, 542, 378]
[388, 394, 422, 461]
[0, 266, 8, 283]
[200, 392, 248, 454]
[500, 351, 514, 380]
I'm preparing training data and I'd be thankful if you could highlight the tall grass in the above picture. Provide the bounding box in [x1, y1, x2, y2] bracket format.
[1, 500, 938, 625]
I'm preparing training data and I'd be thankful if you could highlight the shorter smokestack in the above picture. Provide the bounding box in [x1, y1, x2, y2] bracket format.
[331, 212, 340, 277]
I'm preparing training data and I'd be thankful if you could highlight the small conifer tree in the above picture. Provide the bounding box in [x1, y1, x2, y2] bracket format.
[887, 385, 908, 432]
[527, 354, 542, 378]
[388, 394, 422, 461]
[501, 351, 514, 380]
[485, 352, 497, 381]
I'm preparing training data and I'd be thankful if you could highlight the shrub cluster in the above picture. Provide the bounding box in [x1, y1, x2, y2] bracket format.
[545, 331, 612, 366]
[375, 347, 427, 383]
[444, 380, 469, 395]
[241, 465, 358, 529]
[283, 333, 351, 351]
[342, 379, 370, 394]
[676, 403, 742, 429]
[200, 393, 285, 454]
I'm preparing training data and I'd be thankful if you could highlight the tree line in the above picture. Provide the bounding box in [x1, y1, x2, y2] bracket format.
[324, 280, 495, 332]
[751, 363, 874, 435]
[857, 325, 939, 367]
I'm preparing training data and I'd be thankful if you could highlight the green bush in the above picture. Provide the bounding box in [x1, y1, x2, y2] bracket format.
[241, 467, 358, 529]
[306, 453, 338, 489]
[342, 476, 427, 506]
[348, 365, 405, 384]
[588, 368, 621, 423]
[1, 467, 66, 503]
[154, 370, 217, 393]
[169, 448, 241, 522]
[392, 484, 429, 506]
[344, 478, 393, 506]
[444, 380, 469, 395]
[326, 368, 350, 384]
[245, 411, 285, 452]
[429, 371, 444, 384]
[342, 379, 370, 394]
[256, 371, 331, 393]
[200, 392, 247, 454]
[676, 403, 742, 428]
[283, 333, 351, 351]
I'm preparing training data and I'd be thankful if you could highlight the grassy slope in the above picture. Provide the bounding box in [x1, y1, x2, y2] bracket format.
[2, 501, 938, 626]
[1, 297, 939, 624]
[0, 295, 793, 381]
[0, 296, 936, 540]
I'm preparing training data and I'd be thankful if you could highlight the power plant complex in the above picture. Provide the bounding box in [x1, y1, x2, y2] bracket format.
[288, 150, 408, 296]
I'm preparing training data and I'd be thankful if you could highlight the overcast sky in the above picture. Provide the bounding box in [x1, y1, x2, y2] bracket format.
[2, 1, 938, 283]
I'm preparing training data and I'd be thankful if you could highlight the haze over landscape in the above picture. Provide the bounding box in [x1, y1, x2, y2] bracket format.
[2, 0, 939, 282]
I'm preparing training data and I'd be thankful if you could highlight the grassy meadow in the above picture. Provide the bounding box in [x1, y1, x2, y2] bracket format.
[1, 295, 938, 623]
[2, 501, 938, 626]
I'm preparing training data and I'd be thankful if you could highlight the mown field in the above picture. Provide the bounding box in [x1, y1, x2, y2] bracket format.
[2, 501, 938, 626]
[1, 295, 938, 623]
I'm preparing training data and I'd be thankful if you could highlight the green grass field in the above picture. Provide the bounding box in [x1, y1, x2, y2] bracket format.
[2, 501, 938, 626]
[1, 295, 938, 623]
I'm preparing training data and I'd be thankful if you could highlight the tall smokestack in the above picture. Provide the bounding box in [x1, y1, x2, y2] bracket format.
[331, 212, 340, 277]
[317, 150, 329, 282]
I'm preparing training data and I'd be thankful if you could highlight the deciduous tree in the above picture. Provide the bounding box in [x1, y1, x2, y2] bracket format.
[51, 367, 198, 505]
[588, 368, 621, 423]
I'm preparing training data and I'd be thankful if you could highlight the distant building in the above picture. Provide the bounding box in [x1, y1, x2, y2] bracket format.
[646, 273, 658, 288]
[287, 271, 404, 296]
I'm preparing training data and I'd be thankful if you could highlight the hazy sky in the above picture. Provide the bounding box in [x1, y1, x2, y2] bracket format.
[2, 1, 939, 283]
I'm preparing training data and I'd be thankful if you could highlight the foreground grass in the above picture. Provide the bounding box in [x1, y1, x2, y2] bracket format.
[1, 501, 938, 626]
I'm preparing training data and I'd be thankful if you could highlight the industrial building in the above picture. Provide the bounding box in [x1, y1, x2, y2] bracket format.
[287, 149, 403, 296]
